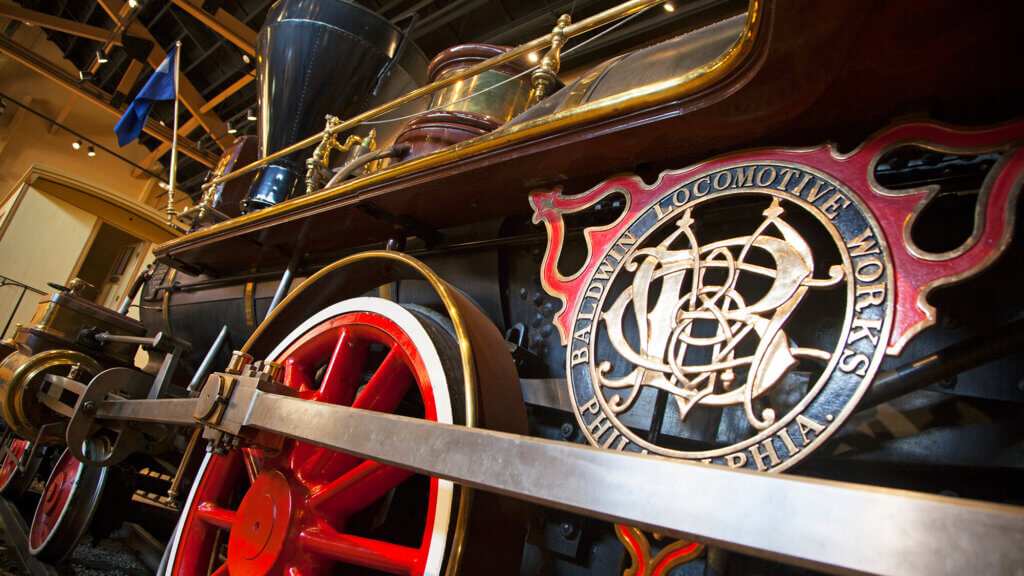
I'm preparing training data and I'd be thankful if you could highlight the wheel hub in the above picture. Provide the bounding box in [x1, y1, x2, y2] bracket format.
[227, 470, 294, 575]
[39, 460, 74, 524]
[41, 469, 69, 516]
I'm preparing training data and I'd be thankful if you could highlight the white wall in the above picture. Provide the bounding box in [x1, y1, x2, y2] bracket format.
[0, 186, 97, 337]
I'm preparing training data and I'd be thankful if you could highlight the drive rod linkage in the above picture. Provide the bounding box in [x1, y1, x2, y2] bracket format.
[92, 374, 1024, 576]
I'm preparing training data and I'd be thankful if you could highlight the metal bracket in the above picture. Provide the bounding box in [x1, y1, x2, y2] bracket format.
[194, 357, 295, 455]
[39, 373, 88, 418]
[66, 367, 157, 467]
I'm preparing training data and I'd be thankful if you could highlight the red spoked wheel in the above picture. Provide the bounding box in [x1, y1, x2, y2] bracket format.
[28, 448, 108, 563]
[168, 298, 468, 576]
[0, 439, 39, 498]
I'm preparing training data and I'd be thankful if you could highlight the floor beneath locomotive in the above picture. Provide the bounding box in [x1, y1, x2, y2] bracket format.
[0, 487, 161, 576]
[0, 537, 152, 576]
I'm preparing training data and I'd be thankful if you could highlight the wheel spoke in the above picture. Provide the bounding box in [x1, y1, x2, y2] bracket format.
[283, 356, 313, 392]
[285, 563, 317, 576]
[319, 326, 369, 405]
[301, 348, 415, 482]
[294, 446, 334, 482]
[307, 460, 414, 515]
[210, 563, 230, 576]
[242, 448, 262, 484]
[195, 501, 237, 531]
[352, 347, 414, 413]
[300, 525, 423, 575]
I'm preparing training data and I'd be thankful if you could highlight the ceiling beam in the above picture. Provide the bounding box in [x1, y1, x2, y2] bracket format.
[199, 72, 254, 114]
[411, 0, 490, 38]
[47, 94, 79, 135]
[114, 58, 144, 96]
[169, 0, 256, 56]
[0, 4, 123, 46]
[95, 0, 234, 151]
[0, 35, 216, 167]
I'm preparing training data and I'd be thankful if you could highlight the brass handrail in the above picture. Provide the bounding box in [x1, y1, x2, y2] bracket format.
[200, 0, 672, 193]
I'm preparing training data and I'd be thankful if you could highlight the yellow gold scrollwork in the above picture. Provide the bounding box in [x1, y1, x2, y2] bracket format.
[596, 198, 843, 431]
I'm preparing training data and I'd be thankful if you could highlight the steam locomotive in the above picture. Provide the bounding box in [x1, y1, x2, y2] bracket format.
[0, 0, 1022, 574]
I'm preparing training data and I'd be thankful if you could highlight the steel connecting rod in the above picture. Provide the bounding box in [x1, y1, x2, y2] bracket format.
[85, 364, 1024, 576]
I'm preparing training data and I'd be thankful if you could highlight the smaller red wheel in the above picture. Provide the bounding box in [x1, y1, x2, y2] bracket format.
[28, 448, 108, 563]
[0, 439, 37, 498]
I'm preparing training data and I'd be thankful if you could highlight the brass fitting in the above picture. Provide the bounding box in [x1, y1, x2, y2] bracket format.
[532, 14, 571, 101]
[197, 158, 229, 220]
[225, 350, 252, 375]
[261, 361, 284, 382]
[304, 117, 377, 194]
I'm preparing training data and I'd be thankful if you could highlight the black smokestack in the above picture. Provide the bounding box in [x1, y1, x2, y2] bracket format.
[243, 0, 427, 212]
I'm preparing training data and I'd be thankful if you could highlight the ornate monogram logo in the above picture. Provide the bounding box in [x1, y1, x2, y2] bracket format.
[550, 164, 891, 471]
[531, 120, 1024, 472]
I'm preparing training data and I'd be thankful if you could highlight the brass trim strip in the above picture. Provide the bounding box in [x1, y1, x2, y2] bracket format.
[155, 1, 761, 256]
[162, 269, 177, 337]
[244, 281, 256, 333]
[166, 427, 201, 501]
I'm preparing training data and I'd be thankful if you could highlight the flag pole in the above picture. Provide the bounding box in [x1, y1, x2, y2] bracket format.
[167, 41, 181, 223]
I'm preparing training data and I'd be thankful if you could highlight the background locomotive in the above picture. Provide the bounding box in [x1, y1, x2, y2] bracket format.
[0, 0, 1022, 574]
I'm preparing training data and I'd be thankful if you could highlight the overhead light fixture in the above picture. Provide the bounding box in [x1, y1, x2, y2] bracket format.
[128, 0, 140, 8]
[246, 108, 257, 121]
[664, 2, 675, 11]
[72, 139, 82, 150]
[226, 121, 237, 134]
[87, 145, 96, 157]
[242, 54, 251, 65]
[96, 50, 108, 64]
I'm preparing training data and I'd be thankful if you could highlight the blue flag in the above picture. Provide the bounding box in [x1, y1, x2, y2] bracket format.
[114, 46, 178, 147]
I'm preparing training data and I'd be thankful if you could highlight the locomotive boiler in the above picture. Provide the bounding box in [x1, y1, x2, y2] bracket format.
[0, 0, 1023, 574]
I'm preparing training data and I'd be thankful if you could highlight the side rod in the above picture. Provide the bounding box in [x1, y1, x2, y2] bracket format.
[94, 388, 1024, 576]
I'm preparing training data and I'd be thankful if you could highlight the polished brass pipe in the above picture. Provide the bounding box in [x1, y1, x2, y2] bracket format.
[201, 0, 672, 192]
[166, 427, 202, 502]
